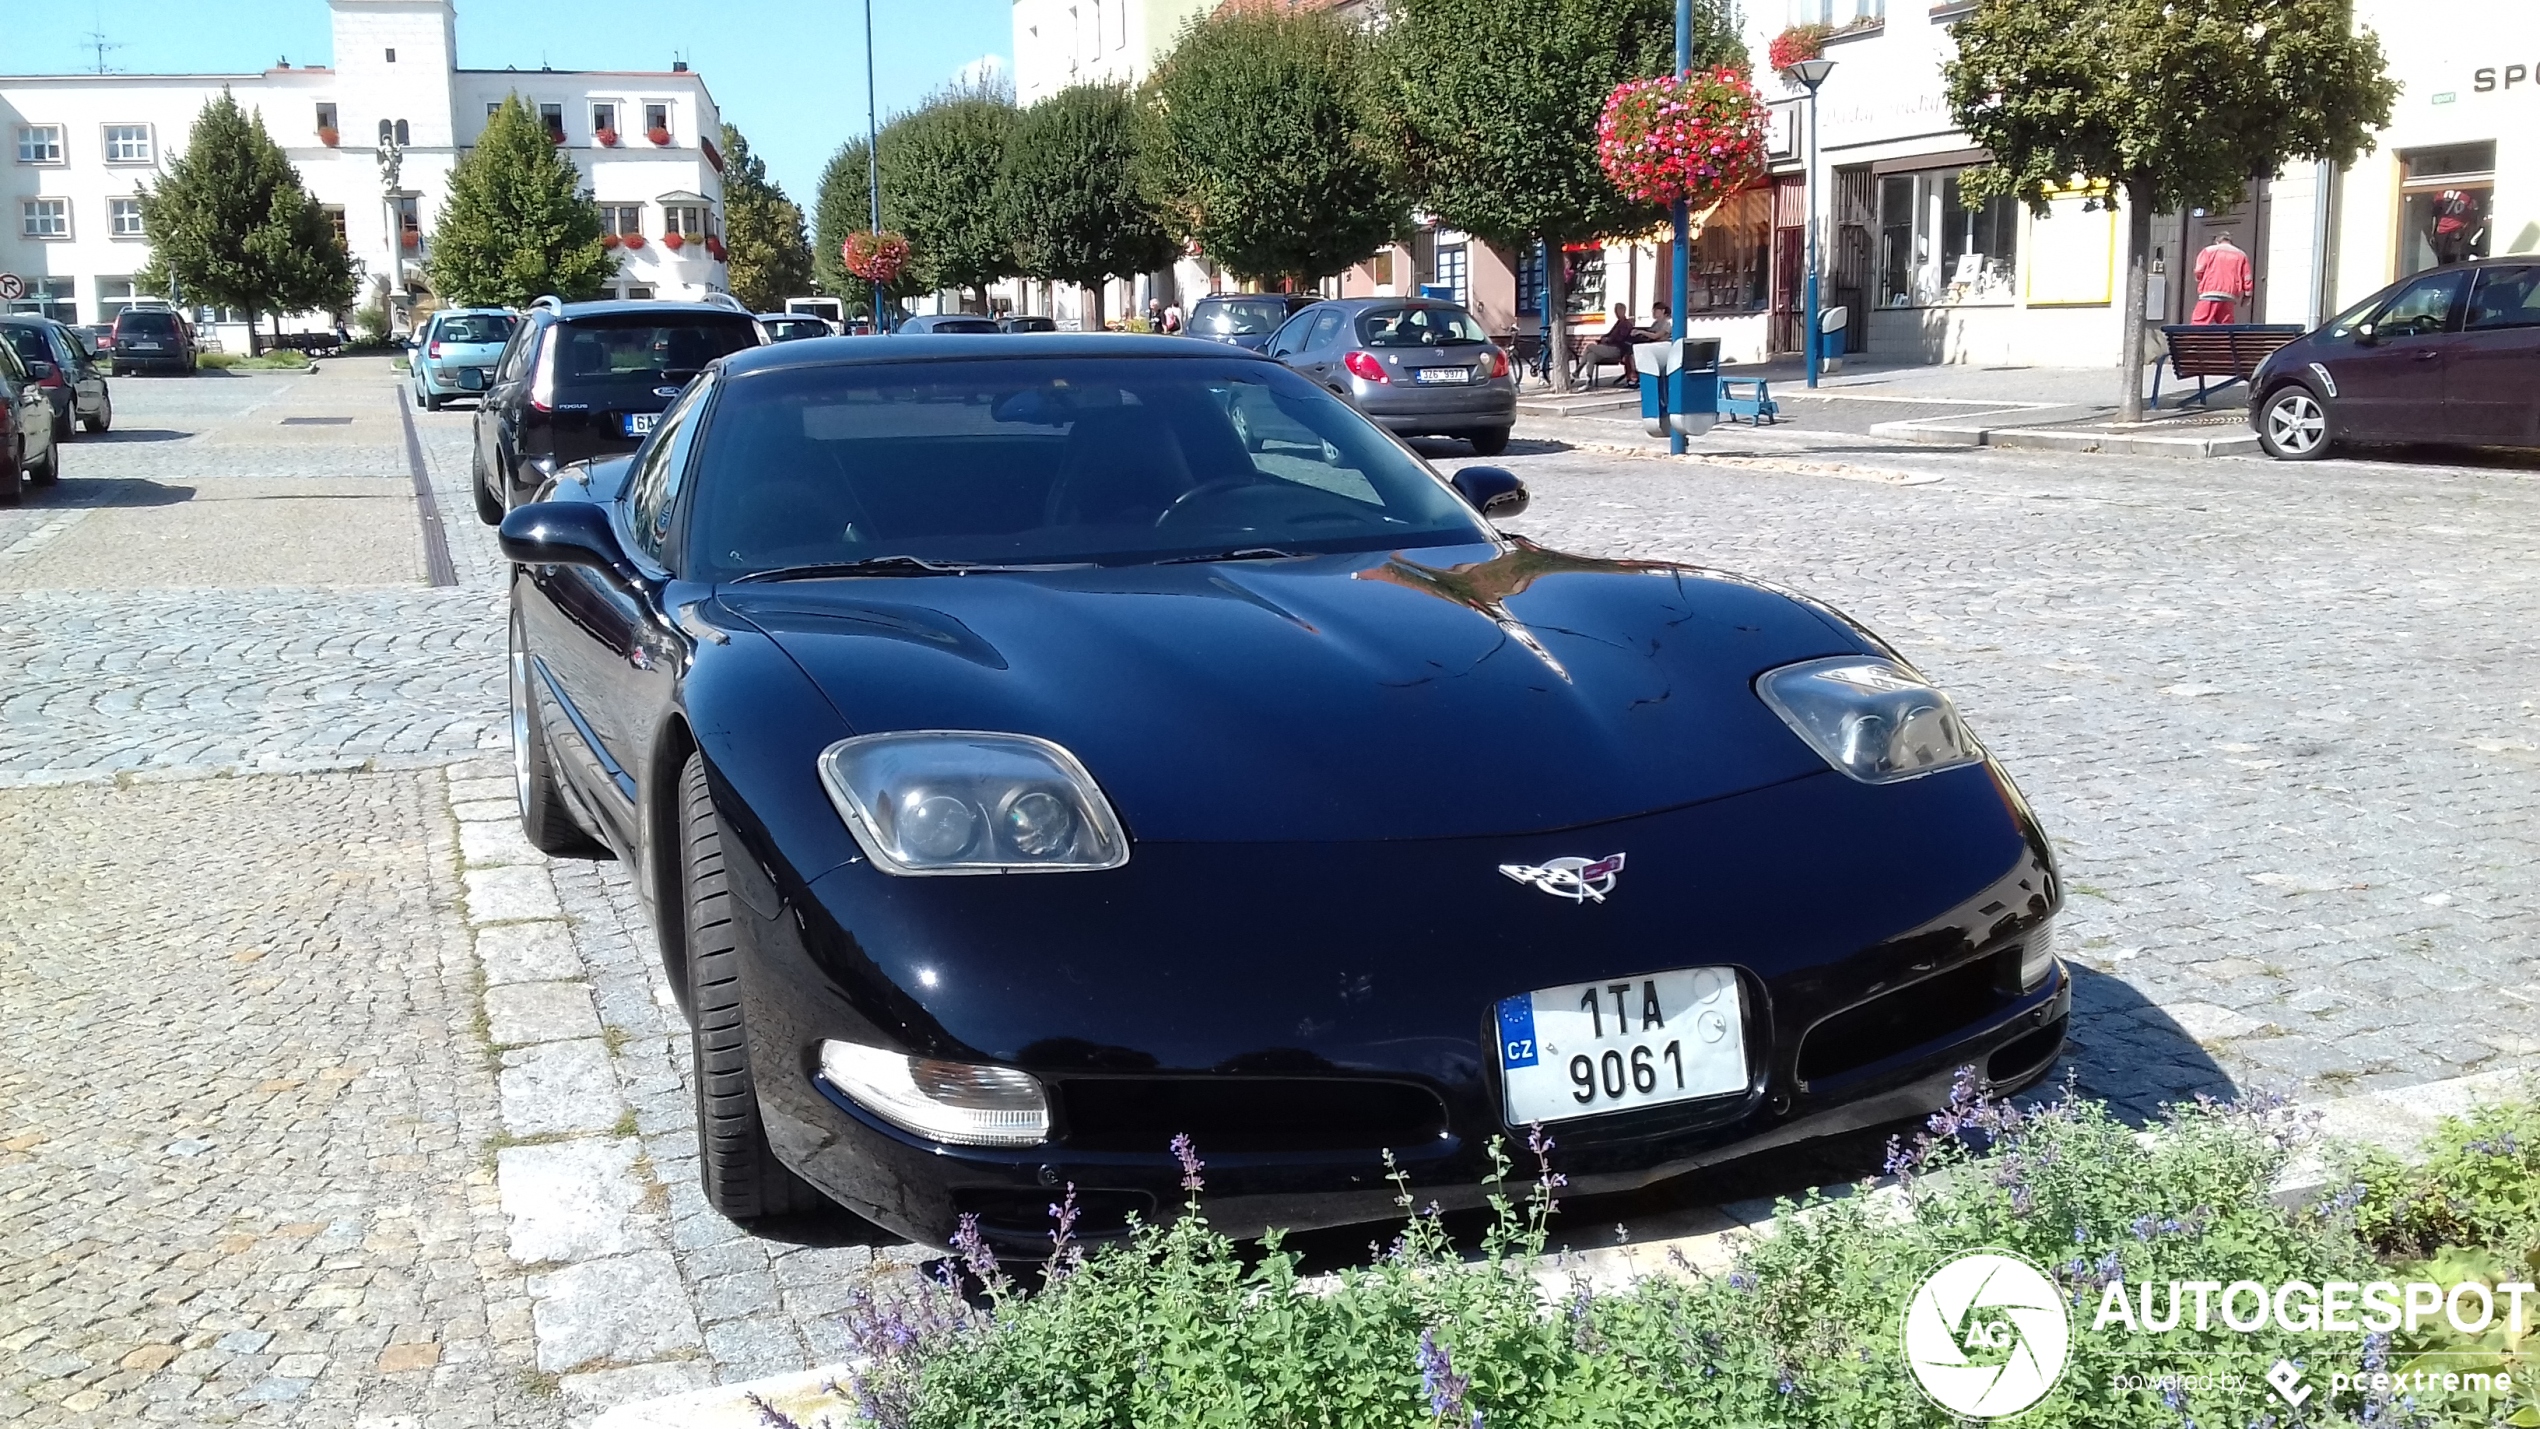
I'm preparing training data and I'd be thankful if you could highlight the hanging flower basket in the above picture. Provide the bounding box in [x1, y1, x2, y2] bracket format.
[622, 231, 646, 251]
[663, 231, 687, 252]
[1595, 67, 1769, 210]
[842, 230, 911, 284]
[316, 126, 340, 148]
[646, 125, 672, 146]
[602, 233, 622, 251]
[1769, 24, 1831, 76]
[595, 127, 619, 147]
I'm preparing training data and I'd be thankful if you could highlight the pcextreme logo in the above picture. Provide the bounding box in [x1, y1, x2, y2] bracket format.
[1904, 1250, 2073, 1418]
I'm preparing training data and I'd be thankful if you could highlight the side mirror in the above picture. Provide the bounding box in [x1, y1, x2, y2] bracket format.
[1451, 465, 1529, 520]
[24, 361, 54, 382]
[2353, 321, 2378, 346]
[457, 367, 488, 391]
[500, 500, 634, 577]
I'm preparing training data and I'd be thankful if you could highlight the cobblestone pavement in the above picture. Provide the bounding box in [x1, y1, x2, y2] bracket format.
[7, 360, 2537, 1423]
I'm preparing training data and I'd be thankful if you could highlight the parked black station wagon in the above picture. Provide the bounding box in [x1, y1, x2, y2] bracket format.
[497, 333, 2067, 1249]
[471, 298, 763, 523]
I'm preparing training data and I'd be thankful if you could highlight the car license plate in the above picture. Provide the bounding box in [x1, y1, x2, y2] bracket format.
[129, 341, 162, 350]
[623, 412, 658, 437]
[1414, 366, 1474, 385]
[1495, 968, 1746, 1124]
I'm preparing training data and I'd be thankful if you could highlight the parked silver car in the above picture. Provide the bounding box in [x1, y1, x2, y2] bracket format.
[1263, 299, 1515, 454]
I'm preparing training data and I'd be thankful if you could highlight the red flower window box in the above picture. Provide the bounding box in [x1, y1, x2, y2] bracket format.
[662, 231, 687, 252]
[1769, 24, 1831, 76]
[703, 236, 726, 260]
[400, 230, 420, 250]
[317, 126, 340, 147]
[646, 126, 672, 146]
[622, 232, 646, 251]
[595, 127, 619, 147]
[602, 233, 622, 250]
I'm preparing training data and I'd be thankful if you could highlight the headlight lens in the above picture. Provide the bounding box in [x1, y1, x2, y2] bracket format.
[818, 731, 1129, 875]
[1756, 656, 1982, 784]
[817, 1039, 1049, 1146]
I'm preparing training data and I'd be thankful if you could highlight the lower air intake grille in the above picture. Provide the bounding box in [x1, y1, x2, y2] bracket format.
[1058, 1077, 1449, 1154]
[1796, 958, 2005, 1084]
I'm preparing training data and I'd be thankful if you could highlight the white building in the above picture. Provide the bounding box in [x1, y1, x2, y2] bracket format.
[1, 0, 728, 346]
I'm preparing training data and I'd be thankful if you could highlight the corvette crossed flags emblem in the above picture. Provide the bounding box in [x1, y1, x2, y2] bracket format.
[1498, 853, 1626, 903]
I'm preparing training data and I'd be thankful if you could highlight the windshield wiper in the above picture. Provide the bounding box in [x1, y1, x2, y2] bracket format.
[732, 556, 1057, 583]
[1153, 547, 1308, 565]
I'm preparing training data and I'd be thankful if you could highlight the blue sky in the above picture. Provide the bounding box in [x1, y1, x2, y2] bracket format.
[6, 0, 1014, 208]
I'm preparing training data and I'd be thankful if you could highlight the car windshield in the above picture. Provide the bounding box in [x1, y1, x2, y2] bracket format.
[119, 311, 176, 336]
[767, 319, 826, 341]
[1192, 300, 1292, 336]
[435, 314, 516, 345]
[551, 316, 757, 384]
[922, 319, 1000, 334]
[1358, 305, 1490, 347]
[687, 357, 1490, 579]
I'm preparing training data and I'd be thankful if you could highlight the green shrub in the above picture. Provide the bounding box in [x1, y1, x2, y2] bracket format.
[196, 350, 310, 371]
[195, 350, 241, 369]
[2354, 1099, 2540, 1260]
[772, 1080, 2540, 1429]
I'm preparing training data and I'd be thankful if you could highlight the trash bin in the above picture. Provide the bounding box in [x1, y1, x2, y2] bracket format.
[1634, 338, 1720, 438]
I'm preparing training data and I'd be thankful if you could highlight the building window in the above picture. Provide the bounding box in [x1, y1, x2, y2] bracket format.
[624, 285, 655, 300]
[9, 277, 75, 321]
[1562, 246, 1606, 315]
[21, 198, 69, 238]
[1434, 242, 1469, 305]
[592, 102, 617, 137]
[486, 102, 502, 119]
[1788, 0, 1883, 22]
[1684, 186, 1772, 314]
[2398, 141, 2494, 278]
[316, 103, 338, 135]
[602, 204, 643, 237]
[17, 125, 64, 164]
[394, 119, 410, 147]
[109, 198, 145, 237]
[1370, 251, 1394, 287]
[323, 206, 347, 247]
[385, 47, 397, 63]
[103, 124, 153, 163]
[1878, 167, 2018, 307]
[540, 104, 565, 144]
[664, 204, 706, 238]
[1516, 240, 1545, 316]
[395, 195, 421, 245]
[97, 277, 139, 321]
[644, 103, 670, 140]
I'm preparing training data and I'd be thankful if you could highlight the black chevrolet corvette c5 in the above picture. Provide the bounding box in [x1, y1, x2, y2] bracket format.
[497, 334, 2067, 1249]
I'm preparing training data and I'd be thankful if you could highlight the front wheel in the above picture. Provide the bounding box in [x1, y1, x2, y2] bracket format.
[509, 611, 610, 857]
[680, 753, 829, 1224]
[2257, 384, 2333, 461]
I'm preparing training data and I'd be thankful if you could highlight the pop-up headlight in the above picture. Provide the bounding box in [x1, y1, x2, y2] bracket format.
[818, 731, 1129, 875]
[1756, 656, 1983, 785]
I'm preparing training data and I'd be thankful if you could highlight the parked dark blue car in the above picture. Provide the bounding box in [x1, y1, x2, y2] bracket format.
[497, 334, 2067, 1248]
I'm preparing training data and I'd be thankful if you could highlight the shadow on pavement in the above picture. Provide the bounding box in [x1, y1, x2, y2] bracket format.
[78, 429, 189, 444]
[13, 478, 196, 508]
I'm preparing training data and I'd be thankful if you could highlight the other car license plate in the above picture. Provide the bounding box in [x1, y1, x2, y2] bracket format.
[1415, 366, 1474, 385]
[1495, 968, 1745, 1124]
[623, 412, 658, 437]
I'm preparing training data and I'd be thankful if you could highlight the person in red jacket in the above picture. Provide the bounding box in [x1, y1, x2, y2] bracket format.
[2192, 232, 2254, 324]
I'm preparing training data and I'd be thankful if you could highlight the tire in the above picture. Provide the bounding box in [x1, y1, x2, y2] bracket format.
[1467, 427, 1512, 457]
[425, 392, 446, 413]
[509, 610, 610, 857]
[680, 752, 828, 1223]
[0, 437, 21, 503]
[25, 430, 57, 486]
[475, 470, 506, 525]
[53, 407, 72, 445]
[2256, 383, 2333, 461]
[81, 392, 109, 434]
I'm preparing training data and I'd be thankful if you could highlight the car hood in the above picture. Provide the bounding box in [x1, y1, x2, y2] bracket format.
[716, 541, 1861, 842]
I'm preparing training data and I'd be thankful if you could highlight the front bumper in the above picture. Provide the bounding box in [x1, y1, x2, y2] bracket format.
[734, 761, 2063, 1248]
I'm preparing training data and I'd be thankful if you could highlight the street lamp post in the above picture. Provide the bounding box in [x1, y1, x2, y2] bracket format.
[1787, 59, 1835, 389]
[1669, 0, 1692, 455]
[864, 0, 886, 333]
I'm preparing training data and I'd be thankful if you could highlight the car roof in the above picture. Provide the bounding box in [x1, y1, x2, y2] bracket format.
[432, 307, 515, 318]
[1194, 292, 1310, 303]
[717, 332, 1279, 378]
[1299, 297, 1470, 313]
[543, 300, 761, 323]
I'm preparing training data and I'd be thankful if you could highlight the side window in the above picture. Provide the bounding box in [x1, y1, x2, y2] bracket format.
[1304, 310, 1344, 351]
[625, 380, 711, 563]
[2373, 270, 2466, 338]
[1268, 311, 1314, 357]
[0, 341, 23, 383]
[495, 321, 541, 386]
[2465, 265, 2540, 331]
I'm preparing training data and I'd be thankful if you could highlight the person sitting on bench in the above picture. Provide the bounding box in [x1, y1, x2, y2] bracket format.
[1580, 304, 1639, 385]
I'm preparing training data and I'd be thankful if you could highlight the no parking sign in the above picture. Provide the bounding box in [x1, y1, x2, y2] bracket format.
[0, 274, 24, 302]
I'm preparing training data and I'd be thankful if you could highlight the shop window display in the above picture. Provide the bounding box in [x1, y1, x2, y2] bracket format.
[2398, 142, 2494, 278]
[1877, 167, 2019, 307]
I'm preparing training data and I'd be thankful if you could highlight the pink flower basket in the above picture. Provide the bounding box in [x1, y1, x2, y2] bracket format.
[1595, 68, 1770, 210]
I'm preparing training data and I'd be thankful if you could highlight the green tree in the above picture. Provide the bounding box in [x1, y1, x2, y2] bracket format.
[1375, 0, 1742, 388]
[1945, 0, 2397, 421]
[1140, 7, 1405, 286]
[719, 123, 816, 312]
[426, 96, 612, 308]
[137, 90, 355, 350]
[813, 135, 919, 319]
[998, 84, 1172, 330]
[881, 90, 1019, 303]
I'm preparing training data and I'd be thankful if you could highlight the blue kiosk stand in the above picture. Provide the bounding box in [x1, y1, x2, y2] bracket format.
[1634, 337, 1722, 440]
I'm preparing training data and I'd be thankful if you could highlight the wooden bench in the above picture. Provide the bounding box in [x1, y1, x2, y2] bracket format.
[2150, 323, 2306, 409]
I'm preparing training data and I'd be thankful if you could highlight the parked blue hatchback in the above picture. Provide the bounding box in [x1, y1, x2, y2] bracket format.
[410, 308, 519, 410]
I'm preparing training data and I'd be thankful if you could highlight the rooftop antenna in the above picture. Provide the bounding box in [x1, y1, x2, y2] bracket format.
[81, 28, 125, 73]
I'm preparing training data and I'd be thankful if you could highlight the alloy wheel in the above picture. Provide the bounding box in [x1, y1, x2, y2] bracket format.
[509, 624, 533, 816]
[2266, 390, 2326, 456]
